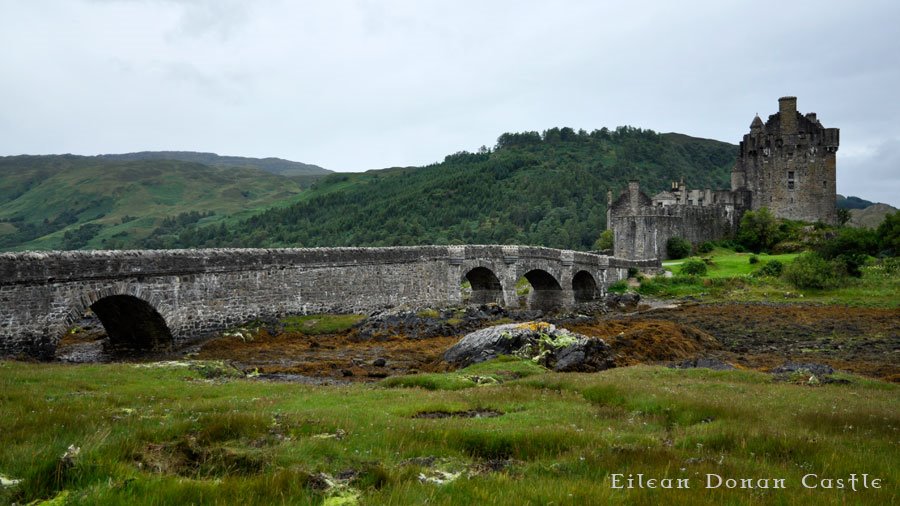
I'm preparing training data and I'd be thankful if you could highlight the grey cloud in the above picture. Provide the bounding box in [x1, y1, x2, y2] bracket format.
[840, 139, 900, 206]
[0, 0, 898, 206]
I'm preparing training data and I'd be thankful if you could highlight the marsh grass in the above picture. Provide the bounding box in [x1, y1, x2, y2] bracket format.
[381, 355, 547, 391]
[281, 314, 366, 335]
[0, 361, 896, 505]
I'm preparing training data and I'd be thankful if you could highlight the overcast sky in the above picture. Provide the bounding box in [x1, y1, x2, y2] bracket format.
[1, 0, 898, 205]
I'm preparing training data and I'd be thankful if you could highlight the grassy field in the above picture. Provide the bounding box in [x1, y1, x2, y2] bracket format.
[0, 359, 896, 505]
[648, 251, 899, 307]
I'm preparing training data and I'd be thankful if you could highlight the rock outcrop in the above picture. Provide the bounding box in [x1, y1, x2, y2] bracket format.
[444, 322, 613, 372]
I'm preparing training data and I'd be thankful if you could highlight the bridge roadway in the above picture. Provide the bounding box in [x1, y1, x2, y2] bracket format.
[0, 245, 658, 359]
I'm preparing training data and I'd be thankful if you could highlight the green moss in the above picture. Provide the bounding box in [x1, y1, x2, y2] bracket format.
[380, 374, 476, 391]
[416, 308, 440, 319]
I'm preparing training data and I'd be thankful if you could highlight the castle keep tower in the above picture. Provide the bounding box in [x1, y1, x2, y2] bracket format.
[731, 96, 839, 224]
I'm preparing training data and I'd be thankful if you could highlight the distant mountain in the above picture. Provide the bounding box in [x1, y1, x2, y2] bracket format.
[0, 154, 307, 251]
[98, 151, 331, 177]
[836, 194, 876, 210]
[849, 203, 898, 229]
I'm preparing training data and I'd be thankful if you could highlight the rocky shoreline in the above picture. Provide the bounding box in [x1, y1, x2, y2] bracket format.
[52, 295, 900, 382]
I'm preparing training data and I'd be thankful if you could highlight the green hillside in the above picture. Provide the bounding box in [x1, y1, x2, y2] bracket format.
[98, 151, 330, 177]
[147, 127, 738, 251]
[0, 128, 740, 252]
[0, 155, 308, 251]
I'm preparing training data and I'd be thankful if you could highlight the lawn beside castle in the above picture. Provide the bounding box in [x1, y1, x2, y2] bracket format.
[648, 249, 899, 307]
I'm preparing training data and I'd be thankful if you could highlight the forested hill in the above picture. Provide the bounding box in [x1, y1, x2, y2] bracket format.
[145, 127, 738, 251]
[98, 151, 330, 177]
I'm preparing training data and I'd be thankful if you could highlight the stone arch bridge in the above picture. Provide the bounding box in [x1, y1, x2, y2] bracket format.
[0, 246, 657, 359]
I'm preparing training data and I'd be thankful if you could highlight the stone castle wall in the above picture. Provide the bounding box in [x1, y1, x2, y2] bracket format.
[610, 203, 736, 260]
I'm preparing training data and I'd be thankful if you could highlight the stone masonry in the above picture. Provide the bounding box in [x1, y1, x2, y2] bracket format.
[0, 246, 657, 359]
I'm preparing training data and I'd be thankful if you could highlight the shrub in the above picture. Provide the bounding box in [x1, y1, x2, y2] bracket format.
[607, 280, 629, 293]
[877, 211, 900, 256]
[749, 255, 759, 264]
[697, 242, 715, 254]
[737, 208, 783, 253]
[812, 227, 878, 277]
[593, 229, 614, 251]
[755, 259, 784, 277]
[666, 237, 692, 259]
[782, 253, 843, 289]
[680, 258, 708, 276]
[832, 253, 869, 278]
[818, 227, 879, 260]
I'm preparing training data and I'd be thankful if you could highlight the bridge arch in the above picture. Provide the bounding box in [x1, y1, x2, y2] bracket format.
[572, 270, 600, 303]
[63, 288, 174, 355]
[462, 266, 504, 305]
[522, 269, 564, 311]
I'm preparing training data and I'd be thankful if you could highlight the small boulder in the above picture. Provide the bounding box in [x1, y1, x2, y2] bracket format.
[554, 338, 615, 372]
[442, 323, 530, 366]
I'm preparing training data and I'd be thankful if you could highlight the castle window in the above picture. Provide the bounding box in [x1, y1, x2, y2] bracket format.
[787, 171, 795, 190]
[823, 180, 827, 188]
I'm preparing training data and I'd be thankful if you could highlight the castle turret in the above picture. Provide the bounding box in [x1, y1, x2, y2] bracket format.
[750, 114, 764, 134]
[778, 96, 798, 134]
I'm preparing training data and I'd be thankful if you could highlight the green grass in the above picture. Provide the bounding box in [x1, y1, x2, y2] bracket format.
[281, 314, 366, 335]
[382, 355, 548, 390]
[652, 250, 899, 307]
[663, 250, 799, 278]
[0, 359, 896, 505]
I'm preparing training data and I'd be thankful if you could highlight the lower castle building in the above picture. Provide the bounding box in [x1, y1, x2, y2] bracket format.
[609, 96, 839, 260]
